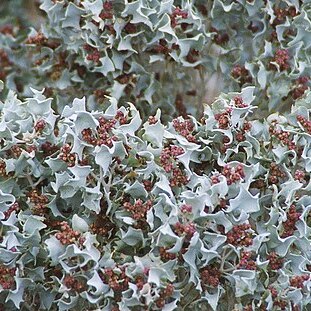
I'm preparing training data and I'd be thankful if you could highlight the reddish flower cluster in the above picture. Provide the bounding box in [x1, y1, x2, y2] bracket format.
[238, 251, 256, 270]
[269, 286, 287, 310]
[271, 49, 290, 71]
[280, 205, 301, 238]
[27, 189, 49, 216]
[34, 119, 46, 133]
[173, 221, 196, 240]
[291, 76, 309, 100]
[159, 247, 177, 261]
[142, 180, 153, 191]
[273, 6, 298, 26]
[148, 116, 158, 125]
[90, 214, 115, 237]
[211, 27, 229, 45]
[236, 121, 252, 142]
[269, 124, 296, 150]
[123, 199, 153, 221]
[135, 274, 147, 290]
[26, 32, 47, 45]
[268, 162, 286, 184]
[59, 144, 76, 167]
[63, 275, 86, 293]
[99, 2, 114, 20]
[160, 145, 184, 173]
[155, 284, 174, 308]
[100, 267, 129, 293]
[3, 202, 20, 220]
[211, 174, 221, 184]
[231, 66, 252, 85]
[172, 118, 196, 142]
[226, 224, 253, 247]
[233, 96, 248, 108]
[222, 164, 245, 185]
[93, 89, 110, 103]
[267, 252, 284, 270]
[84, 44, 101, 63]
[152, 39, 179, 56]
[294, 170, 306, 183]
[290, 274, 310, 288]
[215, 108, 232, 129]
[7, 145, 22, 158]
[81, 113, 126, 147]
[41, 141, 59, 156]
[170, 7, 188, 28]
[0, 159, 7, 176]
[200, 265, 221, 288]
[180, 204, 192, 214]
[55, 221, 82, 245]
[0, 265, 16, 290]
[297, 115, 311, 134]
[169, 167, 189, 187]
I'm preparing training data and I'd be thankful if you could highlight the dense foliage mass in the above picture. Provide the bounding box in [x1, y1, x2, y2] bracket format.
[0, 0, 311, 310]
[0, 86, 310, 310]
[0, 0, 310, 118]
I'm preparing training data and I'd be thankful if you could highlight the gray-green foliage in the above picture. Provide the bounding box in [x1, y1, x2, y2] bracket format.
[0, 0, 310, 119]
[0, 86, 310, 310]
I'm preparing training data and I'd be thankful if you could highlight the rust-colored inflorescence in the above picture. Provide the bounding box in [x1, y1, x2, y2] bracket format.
[55, 221, 82, 245]
[0, 265, 16, 290]
[200, 265, 221, 288]
[280, 205, 301, 238]
[267, 252, 284, 270]
[226, 224, 253, 247]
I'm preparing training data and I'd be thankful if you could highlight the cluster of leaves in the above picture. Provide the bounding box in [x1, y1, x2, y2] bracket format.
[0, 0, 310, 119]
[0, 85, 310, 310]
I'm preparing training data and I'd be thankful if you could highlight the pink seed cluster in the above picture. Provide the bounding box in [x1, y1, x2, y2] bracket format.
[34, 119, 46, 133]
[238, 251, 256, 270]
[291, 76, 309, 100]
[99, 2, 113, 20]
[155, 284, 174, 308]
[100, 267, 129, 292]
[269, 124, 296, 150]
[268, 162, 286, 184]
[170, 7, 188, 28]
[222, 164, 245, 185]
[233, 96, 248, 108]
[84, 44, 101, 63]
[160, 145, 184, 173]
[173, 221, 196, 240]
[215, 108, 232, 129]
[200, 265, 221, 288]
[294, 170, 306, 183]
[59, 143, 76, 167]
[81, 112, 126, 147]
[280, 205, 301, 238]
[63, 275, 86, 293]
[226, 224, 253, 247]
[231, 66, 252, 85]
[297, 115, 311, 134]
[271, 49, 290, 71]
[55, 221, 82, 245]
[123, 199, 153, 221]
[0, 265, 16, 290]
[4, 202, 20, 220]
[172, 118, 196, 142]
[290, 275, 310, 288]
[267, 252, 284, 270]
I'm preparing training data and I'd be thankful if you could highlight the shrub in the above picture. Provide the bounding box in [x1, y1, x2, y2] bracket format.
[0, 0, 310, 118]
[0, 86, 310, 310]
